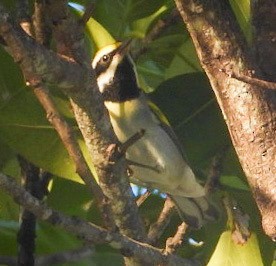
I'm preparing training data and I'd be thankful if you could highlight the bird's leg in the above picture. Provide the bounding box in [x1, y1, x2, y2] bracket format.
[118, 129, 145, 155]
[107, 128, 161, 173]
[126, 159, 161, 173]
[106, 129, 145, 164]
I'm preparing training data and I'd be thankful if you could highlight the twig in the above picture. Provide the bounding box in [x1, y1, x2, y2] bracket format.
[136, 190, 151, 207]
[33, 0, 52, 46]
[0, 4, 87, 91]
[36, 246, 93, 266]
[16, 0, 32, 36]
[0, 173, 199, 266]
[205, 145, 229, 193]
[30, 81, 113, 228]
[164, 222, 188, 255]
[231, 71, 276, 90]
[132, 9, 180, 60]
[119, 129, 145, 155]
[148, 197, 176, 245]
[222, 196, 251, 245]
[80, 2, 95, 25]
[16, 0, 30, 21]
[221, 69, 276, 90]
[0, 255, 16, 266]
[0, 246, 93, 266]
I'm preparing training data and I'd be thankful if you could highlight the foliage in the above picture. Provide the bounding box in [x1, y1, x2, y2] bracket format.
[0, 0, 274, 265]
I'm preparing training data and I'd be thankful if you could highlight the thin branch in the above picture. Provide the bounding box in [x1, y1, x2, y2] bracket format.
[229, 71, 276, 90]
[164, 222, 188, 255]
[30, 81, 113, 228]
[16, 0, 30, 22]
[46, 0, 148, 249]
[205, 145, 229, 193]
[0, 173, 199, 266]
[148, 198, 176, 245]
[132, 9, 180, 60]
[36, 246, 94, 266]
[12, 2, 113, 228]
[222, 196, 250, 245]
[80, 2, 95, 25]
[136, 190, 151, 207]
[118, 129, 145, 155]
[0, 256, 16, 266]
[0, 3, 149, 263]
[33, 0, 52, 46]
[16, 0, 32, 36]
[0, 246, 93, 266]
[220, 67, 276, 90]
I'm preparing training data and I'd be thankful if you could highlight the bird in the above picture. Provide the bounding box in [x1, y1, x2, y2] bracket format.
[92, 41, 217, 228]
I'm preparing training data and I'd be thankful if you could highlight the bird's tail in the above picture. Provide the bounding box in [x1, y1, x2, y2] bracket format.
[171, 195, 218, 229]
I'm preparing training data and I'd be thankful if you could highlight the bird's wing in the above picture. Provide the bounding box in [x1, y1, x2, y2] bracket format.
[148, 100, 189, 162]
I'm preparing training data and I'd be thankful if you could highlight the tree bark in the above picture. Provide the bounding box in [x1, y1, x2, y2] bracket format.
[174, 0, 276, 239]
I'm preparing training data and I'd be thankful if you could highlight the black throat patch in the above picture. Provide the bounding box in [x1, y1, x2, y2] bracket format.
[101, 57, 141, 102]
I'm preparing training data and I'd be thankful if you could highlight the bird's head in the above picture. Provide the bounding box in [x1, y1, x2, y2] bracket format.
[92, 40, 140, 102]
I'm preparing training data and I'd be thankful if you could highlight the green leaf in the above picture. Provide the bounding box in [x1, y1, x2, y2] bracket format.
[130, 5, 168, 39]
[93, 0, 167, 38]
[207, 231, 264, 266]
[229, 0, 252, 42]
[0, 47, 86, 182]
[47, 178, 93, 219]
[86, 17, 116, 51]
[0, 223, 18, 255]
[91, 252, 124, 266]
[220, 175, 249, 191]
[0, 99, 80, 182]
[36, 222, 82, 254]
[136, 34, 186, 91]
[150, 73, 229, 168]
[165, 38, 203, 78]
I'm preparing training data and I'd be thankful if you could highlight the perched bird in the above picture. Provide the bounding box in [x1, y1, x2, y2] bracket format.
[92, 41, 217, 228]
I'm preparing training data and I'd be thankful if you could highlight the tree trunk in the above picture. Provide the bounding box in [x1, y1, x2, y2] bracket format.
[174, 0, 276, 239]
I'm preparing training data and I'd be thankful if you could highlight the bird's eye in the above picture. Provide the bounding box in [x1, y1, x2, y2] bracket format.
[102, 54, 110, 62]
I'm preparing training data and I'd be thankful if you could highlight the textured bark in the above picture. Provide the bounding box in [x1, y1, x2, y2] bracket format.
[0, 2, 148, 264]
[44, 0, 148, 245]
[0, 173, 199, 266]
[174, 0, 276, 239]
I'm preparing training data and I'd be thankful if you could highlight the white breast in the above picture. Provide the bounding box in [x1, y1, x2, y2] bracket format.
[104, 97, 205, 197]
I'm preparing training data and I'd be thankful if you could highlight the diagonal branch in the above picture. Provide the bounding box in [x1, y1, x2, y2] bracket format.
[164, 222, 188, 255]
[0, 3, 148, 263]
[0, 4, 87, 91]
[0, 246, 93, 266]
[30, 81, 113, 228]
[0, 173, 199, 266]
[148, 197, 176, 245]
[8, 1, 114, 229]
[45, 0, 148, 247]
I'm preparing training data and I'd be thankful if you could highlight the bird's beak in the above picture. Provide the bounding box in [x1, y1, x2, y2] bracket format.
[115, 39, 132, 57]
